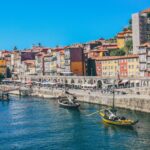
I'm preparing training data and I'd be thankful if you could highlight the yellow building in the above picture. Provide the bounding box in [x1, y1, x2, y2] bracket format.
[50, 50, 57, 74]
[127, 56, 139, 77]
[117, 30, 132, 49]
[100, 57, 118, 77]
[0, 59, 6, 75]
[117, 32, 125, 49]
[96, 55, 139, 78]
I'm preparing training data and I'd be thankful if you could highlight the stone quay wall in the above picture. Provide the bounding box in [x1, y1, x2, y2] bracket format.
[3, 84, 150, 113]
[30, 88, 150, 113]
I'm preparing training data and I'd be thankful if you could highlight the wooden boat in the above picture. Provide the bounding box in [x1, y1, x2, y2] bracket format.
[58, 92, 80, 108]
[99, 84, 138, 127]
[58, 98, 80, 108]
[100, 109, 138, 126]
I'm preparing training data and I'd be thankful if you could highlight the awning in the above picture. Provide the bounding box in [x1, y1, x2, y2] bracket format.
[25, 81, 32, 84]
[12, 72, 18, 74]
[2, 79, 12, 82]
[82, 84, 97, 88]
[119, 80, 129, 84]
[33, 81, 41, 84]
[13, 80, 21, 83]
[135, 80, 140, 84]
[41, 82, 57, 85]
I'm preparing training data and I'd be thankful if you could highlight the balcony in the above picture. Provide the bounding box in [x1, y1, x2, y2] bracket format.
[140, 68, 146, 71]
[139, 48, 146, 54]
[139, 60, 146, 63]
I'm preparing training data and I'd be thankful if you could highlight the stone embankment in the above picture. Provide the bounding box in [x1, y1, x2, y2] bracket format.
[4, 85, 150, 113]
[31, 88, 150, 113]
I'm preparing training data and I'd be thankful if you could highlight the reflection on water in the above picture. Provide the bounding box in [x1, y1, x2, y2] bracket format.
[0, 96, 149, 150]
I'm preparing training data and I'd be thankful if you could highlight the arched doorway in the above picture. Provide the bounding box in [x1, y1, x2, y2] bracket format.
[97, 80, 102, 89]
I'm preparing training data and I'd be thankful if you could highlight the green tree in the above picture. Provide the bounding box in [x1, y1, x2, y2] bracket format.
[123, 28, 128, 31]
[0, 73, 5, 82]
[110, 49, 126, 56]
[6, 67, 11, 78]
[13, 46, 18, 51]
[38, 43, 42, 47]
[125, 40, 133, 55]
[147, 12, 150, 18]
[128, 19, 132, 30]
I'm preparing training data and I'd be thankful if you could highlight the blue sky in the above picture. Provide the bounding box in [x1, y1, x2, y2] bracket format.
[0, 0, 149, 50]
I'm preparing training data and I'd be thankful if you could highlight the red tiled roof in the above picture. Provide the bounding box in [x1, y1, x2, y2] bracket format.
[95, 54, 138, 61]
[117, 30, 132, 38]
[140, 42, 150, 47]
[141, 8, 150, 14]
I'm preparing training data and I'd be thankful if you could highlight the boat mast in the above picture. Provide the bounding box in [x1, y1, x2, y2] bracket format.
[112, 80, 116, 113]
[112, 88, 115, 110]
[65, 77, 66, 92]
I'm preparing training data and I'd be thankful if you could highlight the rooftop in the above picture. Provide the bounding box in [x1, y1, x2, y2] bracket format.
[95, 54, 138, 61]
[140, 42, 150, 47]
[141, 8, 150, 14]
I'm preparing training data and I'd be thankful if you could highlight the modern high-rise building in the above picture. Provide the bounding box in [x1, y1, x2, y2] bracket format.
[132, 8, 150, 54]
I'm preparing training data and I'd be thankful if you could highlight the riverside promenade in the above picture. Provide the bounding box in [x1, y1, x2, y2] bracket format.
[4, 84, 150, 113]
[33, 88, 150, 113]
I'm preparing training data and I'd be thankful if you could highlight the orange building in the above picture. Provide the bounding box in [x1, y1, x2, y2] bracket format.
[0, 59, 6, 75]
[70, 61, 84, 76]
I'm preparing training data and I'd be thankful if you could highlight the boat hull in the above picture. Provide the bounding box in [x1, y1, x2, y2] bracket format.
[100, 112, 138, 126]
[58, 100, 80, 109]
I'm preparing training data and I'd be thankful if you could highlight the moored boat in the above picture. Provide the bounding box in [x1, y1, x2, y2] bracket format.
[99, 81, 138, 127]
[58, 97, 80, 108]
[58, 91, 80, 109]
[100, 109, 138, 126]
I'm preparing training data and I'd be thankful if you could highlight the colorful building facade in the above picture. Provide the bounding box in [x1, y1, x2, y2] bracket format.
[117, 30, 132, 49]
[0, 59, 6, 75]
[95, 55, 139, 78]
[139, 43, 150, 77]
[64, 46, 85, 76]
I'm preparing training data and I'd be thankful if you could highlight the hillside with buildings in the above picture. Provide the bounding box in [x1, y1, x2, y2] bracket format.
[0, 8, 150, 79]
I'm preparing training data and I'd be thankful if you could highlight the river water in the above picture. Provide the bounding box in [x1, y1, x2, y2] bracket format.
[0, 96, 150, 150]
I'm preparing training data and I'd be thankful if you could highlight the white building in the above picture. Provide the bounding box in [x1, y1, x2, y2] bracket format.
[139, 43, 150, 77]
[132, 8, 150, 54]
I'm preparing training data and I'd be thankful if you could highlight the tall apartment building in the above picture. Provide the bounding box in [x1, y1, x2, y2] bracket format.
[132, 8, 150, 54]
[64, 46, 85, 76]
[139, 43, 150, 77]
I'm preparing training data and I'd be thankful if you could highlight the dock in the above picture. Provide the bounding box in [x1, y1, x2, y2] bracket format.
[0, 86, 19, 100]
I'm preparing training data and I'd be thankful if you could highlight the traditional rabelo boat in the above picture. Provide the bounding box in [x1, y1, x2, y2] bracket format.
[58, 91, 80, 109]
[100, 89, 138, 127]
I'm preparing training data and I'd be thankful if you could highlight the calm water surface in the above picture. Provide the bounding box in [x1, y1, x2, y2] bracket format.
[0, 96, 150, 150]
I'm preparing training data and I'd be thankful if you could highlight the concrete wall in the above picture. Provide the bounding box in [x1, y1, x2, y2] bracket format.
[132, 13, 140, 54]
[30, 88, 150, 113]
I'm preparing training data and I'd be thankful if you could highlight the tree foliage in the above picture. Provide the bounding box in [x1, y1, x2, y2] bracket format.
[147, 12, 150, 18]
[6, 67, 11, 78]
[124, 40, 133, 55]
[13, 46, 18, 51]
[38, 43, 42, 47]
[0, 74, 5, 82]
[128, 18, 132, 29]
[129, 19, 132, 25]
[110, 49, 126, 56]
